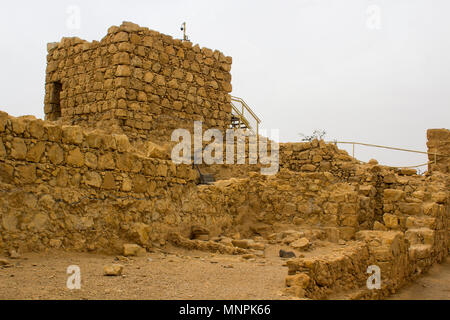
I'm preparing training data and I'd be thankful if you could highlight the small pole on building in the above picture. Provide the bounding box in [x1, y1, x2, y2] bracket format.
[180, 22, 189, 41]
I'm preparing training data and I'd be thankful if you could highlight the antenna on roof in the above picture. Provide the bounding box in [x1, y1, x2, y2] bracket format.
[180, 22, 189, 41]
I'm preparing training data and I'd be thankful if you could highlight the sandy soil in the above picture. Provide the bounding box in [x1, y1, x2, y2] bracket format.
[388, 258, 450, 300]
[1, 244, 448, 300]
[0, 245, 290, 300]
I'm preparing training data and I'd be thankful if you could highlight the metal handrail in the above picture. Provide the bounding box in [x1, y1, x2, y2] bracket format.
[230, 96, 261, 137]
[231, 96, 261, 123]
[230, 103, 251, 128]
[328, 140, 449, 169]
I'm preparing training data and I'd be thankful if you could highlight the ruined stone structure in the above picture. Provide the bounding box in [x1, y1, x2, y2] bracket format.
[44, 21, 233, 144]
[0, 22, 449, 300]
[427, 128, 450, 174]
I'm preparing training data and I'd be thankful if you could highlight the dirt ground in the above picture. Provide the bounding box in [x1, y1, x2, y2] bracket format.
[1, 244, 449, 300]
[387, 258, 450, 300]
[0, 245, 290, 300]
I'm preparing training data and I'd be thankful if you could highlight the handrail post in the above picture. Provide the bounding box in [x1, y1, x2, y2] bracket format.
[256, 121, 259, 139]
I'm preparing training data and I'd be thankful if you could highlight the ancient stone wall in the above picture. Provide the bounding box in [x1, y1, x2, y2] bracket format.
[277, 139, 449, 299]
[427, 128, 450, 174]
[1, 106, 448, 300]
[0, 111, 207, 253]
[175, 170, 377, 240]
[280, 140, 357, 176]
[45, 21, 233, 144]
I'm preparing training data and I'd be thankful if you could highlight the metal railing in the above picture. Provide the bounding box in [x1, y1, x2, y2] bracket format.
[329, 141, 449, 169]
[230, 96, 261, 137]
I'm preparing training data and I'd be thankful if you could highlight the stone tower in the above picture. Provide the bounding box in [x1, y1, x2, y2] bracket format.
[44, 21, 233, 144]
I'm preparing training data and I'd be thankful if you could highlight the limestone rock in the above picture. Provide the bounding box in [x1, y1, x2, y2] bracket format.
[130, 222, 151, 246]
[383, 213, 399, 229]
[290, 238, 310, 251]
[103, 264, 124, 276]
[285, 273, 310, 289]
[0, 258, 11, 266]
[231, 239, 252, 249]
[123, 244, 146, 257]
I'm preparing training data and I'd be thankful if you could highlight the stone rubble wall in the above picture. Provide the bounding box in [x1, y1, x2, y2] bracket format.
[427, 128, 450, 174]
[1, 108, 448, 300]
[278, 139, 448, 299]
[0, 111, 209, 253]
[177, 170, 377, 240]
[283, 171, 448, 299]
[45, 21, 233, 144]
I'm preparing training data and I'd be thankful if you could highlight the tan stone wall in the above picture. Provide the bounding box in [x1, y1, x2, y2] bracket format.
[279, 139, 449, 299]
[0, 111, 207, 253]
[427, 128, 450, 174]
[1, 109, 448, 300]
[177, 170, 377, 240]
[44, 21, 233, 144]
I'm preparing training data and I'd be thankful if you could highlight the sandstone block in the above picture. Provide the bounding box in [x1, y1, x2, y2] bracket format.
[103, 264, 124, 276]
[0, 138, 6, 158]
[98, 153, 115, 170]
[28, 120, 45, 139]
[66, 148, 84, 167]
[102, 172, 116, 189]
[16, 165, 36, 184]
[130, 222, 151, 246]
[84, 171, 102, 188]
[383, 213, 399, 229]
[11, 138, 27, 160]
[112, 31, 128, 42]
[48, 144, 64, 165]
[114, 134, 131, 153]
[26, 142, 45, 162]
[62, 125, 83, 145]
[285, 273, 310, 289]
[232, 239, 252, 249]
[384, 189, 404, 201]
[399, 202, 422, 215]
[116, 65, 131, 77]
[301, 164, 316, 172]
[290, 238, 310, 251]
[123, 244, 146, 257]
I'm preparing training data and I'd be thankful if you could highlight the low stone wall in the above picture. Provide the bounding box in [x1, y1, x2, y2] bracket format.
[285, 241, 371, 299]
[279, 140, 358, 179]
[427, 128, 450, 174]
[0, 111, 205, 253]
[285, 231, 415, 299]
[175, 170, 377, 240]
[1, 110, 448, 300]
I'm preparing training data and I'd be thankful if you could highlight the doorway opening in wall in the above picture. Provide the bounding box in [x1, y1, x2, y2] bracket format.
[49, 81, 62, 120]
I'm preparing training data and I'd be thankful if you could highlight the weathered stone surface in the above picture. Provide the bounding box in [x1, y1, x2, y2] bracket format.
[66, 148, 84, 167]
[290, 238, 310, 251]
[384, 189, 404, 201]
[84, 171, 102, 188]
[383, 213, 399, 229]
[11, 138, 27, 159]
[48, 144, 64, 164]
[123, 244, 146, 256]
[62, 126, 83, 145]
[103, 264, 124, 276]
[0, 21, 446, 302]
[130, 223, 151, 246]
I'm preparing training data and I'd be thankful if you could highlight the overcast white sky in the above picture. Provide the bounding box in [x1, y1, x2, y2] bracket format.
[0, 0, 449, 168]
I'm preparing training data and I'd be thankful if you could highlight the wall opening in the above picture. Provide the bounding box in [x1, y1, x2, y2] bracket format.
[48, 81, 62, 120]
